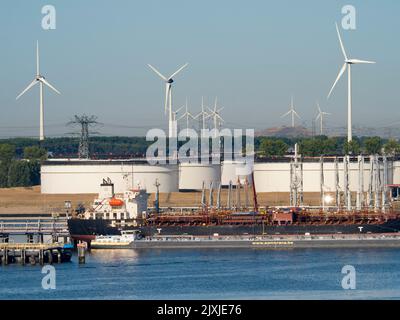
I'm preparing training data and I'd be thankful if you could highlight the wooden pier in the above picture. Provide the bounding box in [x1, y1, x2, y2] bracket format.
[0, 243, 72, 265]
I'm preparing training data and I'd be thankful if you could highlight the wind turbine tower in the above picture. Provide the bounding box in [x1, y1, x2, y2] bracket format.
[281, 96, 300, 127]
[207, 97, 224, 131]
[16, 41, 61, 141]
[327, 23, 375, 143]
[315, 102, 331, 135]
[194, 97, 210, 135]
[178, 98, 195, 136]
[148, 63, 188, 138]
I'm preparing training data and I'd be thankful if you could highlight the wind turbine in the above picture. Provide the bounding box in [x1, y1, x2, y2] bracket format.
[315, 101, 331, 135]
[281, 96, 300, 127]
[194, 97, 210, 134]
[16, 41, 61, 141]
[171, 106, 184, 134]
[327, 22, 375, 143]
[178, 98, 195, 136]
[148, 63, 188, 138]
[207, 97, 224, 132]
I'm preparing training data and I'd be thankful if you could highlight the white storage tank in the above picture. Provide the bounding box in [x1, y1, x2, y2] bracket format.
[254, 157, 393, 193]
[179, 162, 221, 190]
[221, 160, 252, 186]
[41, 159, 179, 194]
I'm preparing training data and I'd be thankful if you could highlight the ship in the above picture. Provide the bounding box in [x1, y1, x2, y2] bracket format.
[67, 179, 400, 244]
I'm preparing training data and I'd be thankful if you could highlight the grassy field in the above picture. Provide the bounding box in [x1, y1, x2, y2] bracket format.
[0, 186, 326, 214]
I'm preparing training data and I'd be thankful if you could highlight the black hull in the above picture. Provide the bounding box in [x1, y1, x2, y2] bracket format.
[68, 219, 400, 237]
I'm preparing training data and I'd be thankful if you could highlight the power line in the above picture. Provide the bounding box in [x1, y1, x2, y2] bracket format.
[67, 115, 99, 159]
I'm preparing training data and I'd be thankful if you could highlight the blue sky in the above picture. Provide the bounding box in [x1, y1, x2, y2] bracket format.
[0, 0, 399, 137]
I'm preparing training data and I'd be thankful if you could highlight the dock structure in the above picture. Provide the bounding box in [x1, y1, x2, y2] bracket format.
[0, 243, 71, 265]
[0, 218, 69, 243]
[0, 217, 68, 234]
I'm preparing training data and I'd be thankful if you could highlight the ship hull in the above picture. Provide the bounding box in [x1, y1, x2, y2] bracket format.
[68, 219, 400, 239]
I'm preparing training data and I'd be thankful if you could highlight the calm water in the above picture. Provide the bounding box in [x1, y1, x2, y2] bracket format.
[1, 248, 400, 300]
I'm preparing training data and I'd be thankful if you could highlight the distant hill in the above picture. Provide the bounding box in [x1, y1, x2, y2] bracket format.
[256, 126, 312, 137]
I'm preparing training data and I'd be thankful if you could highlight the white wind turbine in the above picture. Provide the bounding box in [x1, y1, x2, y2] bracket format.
[178, 98, 195, 136]
[315, 101, 331, 135]
[194, 97, 210, 134]
[281, 96, 300, 127]
[207, 97, 224, 133]
[172, 106, 184, 133]
[148, 63, 188, 138]
[16, 41, 61, 141]
[327, 23, 376, 143]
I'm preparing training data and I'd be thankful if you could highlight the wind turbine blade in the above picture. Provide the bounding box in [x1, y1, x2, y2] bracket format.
[294, 110, 301, 119]
[328, 63, 347, 99]
[194, 112, 202, 119]
[214, 97, 218, 112]
[168, 63, 188, 80]
[281, 110, 291, 118]
[175, 106, 184, 114]
[348, 59, 376, 64]
[16, 79, 38, 100]
[164, 83, 169, 114]
[36, 40, 40, 76]
[177, 114, 186, 121]
[148, 64, 168, 81]
[335, 22, 348, 60]
[316, 113, 321, 120]
[40, 78, 61, 94]
[317, 101, 321, 113]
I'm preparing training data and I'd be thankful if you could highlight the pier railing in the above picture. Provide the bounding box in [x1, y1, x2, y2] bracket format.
[0, 218, 68, 235]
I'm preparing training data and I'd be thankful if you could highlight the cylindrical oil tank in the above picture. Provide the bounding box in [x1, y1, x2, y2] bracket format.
[40, 160, 179, 194]
[254, 158, 393, 193]
[179, 163, 221, 190]
[221, 160, 253, 186]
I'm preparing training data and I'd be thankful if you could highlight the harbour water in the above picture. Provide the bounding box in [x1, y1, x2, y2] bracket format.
[1, 248, 400, 300]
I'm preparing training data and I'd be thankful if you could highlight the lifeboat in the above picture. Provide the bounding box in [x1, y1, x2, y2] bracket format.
[109, 198, 124, 207]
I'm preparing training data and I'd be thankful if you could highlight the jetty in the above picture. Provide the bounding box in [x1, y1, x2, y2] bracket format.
[0, 242, 72, 265]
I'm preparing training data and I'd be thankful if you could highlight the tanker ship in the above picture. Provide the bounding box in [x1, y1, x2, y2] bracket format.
[67, 179, 400, 242]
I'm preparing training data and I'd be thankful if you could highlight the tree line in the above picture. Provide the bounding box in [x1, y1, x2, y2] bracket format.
[0, 145, 46, 188]
[257, 136, 400, 157]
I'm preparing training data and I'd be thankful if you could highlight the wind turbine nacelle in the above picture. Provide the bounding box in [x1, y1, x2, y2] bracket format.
[167, 79, 174, 84]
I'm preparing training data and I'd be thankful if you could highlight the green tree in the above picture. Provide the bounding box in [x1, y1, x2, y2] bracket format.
[383, 139, 400, 156]
[23, 146, 47, 160]
[0, 144, 15, 188]
[299, 138, 325, 156]
[7, 160, 32, 187]
[0, 163, 8, 187]
[364, 137, 382, 155]
[0, 144, 15, 162]
[343, 140, 361, 155]
[259, 138, 288, 157]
